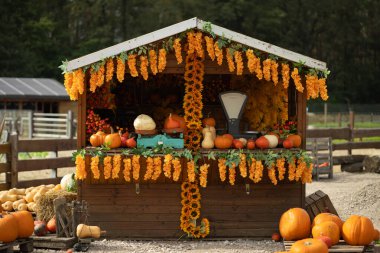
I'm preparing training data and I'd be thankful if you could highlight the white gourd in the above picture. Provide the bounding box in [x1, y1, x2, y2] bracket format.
[133, 114, 156, 131]
[264, 135, 278, 148]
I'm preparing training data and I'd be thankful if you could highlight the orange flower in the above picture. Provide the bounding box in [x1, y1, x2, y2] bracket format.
[199, 164, 209, 188]
[254, 160, 264, 183]
[255, 57, 263, 80]
[106, 58, 114, 82]
[295, 158, 306, 182]
[132, 155, 140, 181]
[90, 156, 100, 179]
[89, 68, 98, 93]
[75, 155, 86, 180]
[158, 49, 167, 73]
[151, 156, 162, 180]
[214, 41, 223, 66]
[301, 163, 313, 184]
[187, 31, 196, 55]
[127, 54, 138, 77]
[263, 59, 272, 81]
[246, 49, 255, 73]
[172, 158, 182, 182]
[218, 158, 227, 182]
[204, 36, 215, 61]
[276, 158, 286, 181]
[229, 163, 236, 186]
[291, 68, 304, 92]
[116, 57, 125, 83]
[281, 63, 290, 89]
[173, 38, 183, 64]
[268, 165, 278, 185]
[144, 157, 154, 181]
[249, 158, 256, 182]
[226, 48, 235, 72]
[96, 65, 105, 87]
[149, 50, 158, 75]
[239, 153, 247, 178]
[195, 32, 204, 59]
[319, 78, 328, 101]
[123, 158, 132, 182]
[234, 51, 243, 75]
[271, 60, 279, 85]
[112, 155, 121, 179]
[64, 72, 73, 96]
[163, 154, 173, 179]
[140, 55, 149, 80]
[306, 74, 319, 100]
[103, 156, 112, 180]
[288, 158, 296, 181]
[187, 160, 196, 183]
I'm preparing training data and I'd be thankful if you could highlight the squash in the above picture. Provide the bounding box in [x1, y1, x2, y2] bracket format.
[238, 138, 247, 147]
[25, 187, 34, 194]
[27, 202, 37, 212]
[287, 134, 302, 148]
[202, 117, 216, 127]
[8, 188, 26, 195]
[61, 173, 77, 193]
[12, 211, 34, 238]
[12, 199, 26, 210]
[201, 128, 215, 149]
[209, 126, 216, 140]
[133, 114, 156, 131]
[283, 139, 294, 149]
[104, 133, 122, 149]
[255, 136, 270, 149]
[76, 224, 106, 239]
[247, 139, 255, 150]
[164, 114, 186, 131]
[223, 134, 234, 141]
[47, 217, 56, 233]
[290, 238, 328, 253]
[17, 203, 28, 211]
[232, 139, 244, 149]
[24, 192, 36, 203]
[2, 201, 14, 211]
[214, 135, 233, 149]
[0, 192, 17, 202]
[312, 221, 340, 245]
[0, 214, 18, 243]
[279, 208, 311, 240]
[312, 213, 343, 234]
[264, 135, 278, 148]
[342, 215, 375, 245]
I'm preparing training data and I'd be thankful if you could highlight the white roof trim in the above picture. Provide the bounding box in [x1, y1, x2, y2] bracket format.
[67, 17, 327, 71]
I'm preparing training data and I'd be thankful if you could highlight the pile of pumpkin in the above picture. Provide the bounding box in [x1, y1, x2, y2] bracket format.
[0, 184, 61, 213]
[275, 208, 380, 252]
[0, 211, 35, 243]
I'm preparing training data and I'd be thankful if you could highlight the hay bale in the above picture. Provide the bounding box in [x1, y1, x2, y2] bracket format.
[35, 189, 77, 221]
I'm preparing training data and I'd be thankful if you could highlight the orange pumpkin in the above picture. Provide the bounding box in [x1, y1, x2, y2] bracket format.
[12, 211, 34, 238]
[223, 134, 234, 141]
[89, 134, 103, 147]
[342, 215, 375, 245]
[202, 117, 216, 127]
[165, 113, 180, 129]
[214, 135, 233, 149]
[164, 114, 186, 131]
[290, 238, 328, 253]
[279, 208, 311, 240]
[247, 139, 255, 150]
[313, 213, 343, 234]
[312, 221, 340, 245]
[282, 139, 293, 149]
[255, 136, 270, 149]
[287, 134, 302, 148]
[0, 214, 18, 242]
[373, 229, 380, 240]
[47, 217, 56, 233]
[104, 133, 122, 149]
[96, 131, 106, 142]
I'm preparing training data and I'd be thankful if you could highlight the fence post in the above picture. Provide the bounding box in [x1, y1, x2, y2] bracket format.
[10, 131, 18, 188]
[66, 110, 73, 139]
[337, 113, 342, 127]
[28, 111, 33, 139]
[348, 111, 355, 155]
[324, 103, 328, 127]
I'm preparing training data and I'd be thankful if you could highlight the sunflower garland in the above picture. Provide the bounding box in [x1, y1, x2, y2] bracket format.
[75, 154, 86, 180]
[132, 155, 140, 181]
[218, 158, 227, 182]
[151, 156, 162, 180]
[226, 48, 235, 73]
[173, 38, 183, 64]
[158, 48, 167, 73]
[149, 49, 158, 75]
[106, 58, 114, 82]
[116, 57, 126, 83]
[144, 157, 154, 181]
[281, 63, 290, 89]
[291, 68, 304, 92]
[127, 54, 138, 77]
[172, 158, 182, 182]
[90, 156, 100, 180]
[199, 164, 209, 188]
[234, 51, 244, 75]
[239, 153, 247, 178]
[123, 157, 132, 182]
[103, 156, 112, 180]
[140, 55, 149, 80]
[263, 59, 272, 82]
[204, 36, 215, 61]
[112, 154, 121, 179]
[214, 41, 223, 66]
[163, 154, 173, 179]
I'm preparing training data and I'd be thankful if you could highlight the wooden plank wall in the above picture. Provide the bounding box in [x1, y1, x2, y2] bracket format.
[79, 158, 303, 238]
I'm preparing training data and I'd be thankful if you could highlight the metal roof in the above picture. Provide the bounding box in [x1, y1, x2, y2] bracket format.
[0, 77, 69, 101]
[67, 17, 327, 72]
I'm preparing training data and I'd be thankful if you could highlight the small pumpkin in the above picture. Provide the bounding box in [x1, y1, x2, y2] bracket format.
[287, 134, 302, 148]
[282, 139, 293, 149]
[290, 238, 328, 253]
[316, 235, 333, 248]
[279, 208, 311, 240]
[12, 211, 34, 238]
[214, 135, 233, 149]
[95, 131, 106, 143]
[0, 214, 18, 243]
[232, 139, 244, 149]
[47, 217, 57, 233]
[312, 213, 343, 234]
[342, 215, 375, 245]
[223, 134, 234, 141]
[312, 221, 340, 245]
[165, 113, 180, 129]
[202, 117, 216, 127]
[247, 139, 255, 150]
[34, 223, 47, 236]
[89, 134, 103, 147]
[164, 114, 186, 131]
[255, 136, 270, 149]
[104, 133, 122, 149]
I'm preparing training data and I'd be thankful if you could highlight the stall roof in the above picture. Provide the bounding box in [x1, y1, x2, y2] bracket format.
[67, 17, 327, 72]
[0, 77, 69, 101]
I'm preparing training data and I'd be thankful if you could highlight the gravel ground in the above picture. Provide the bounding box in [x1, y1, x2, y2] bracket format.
[32, 171, 380, 253]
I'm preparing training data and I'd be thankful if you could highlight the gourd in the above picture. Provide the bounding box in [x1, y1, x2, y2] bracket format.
[279, 208, 311, 240]
[238, 138, 247, 147]
[17, 203, 28, 211]
[312, 213, 343, 234]
[342, 215, 375, 245]
[374, 229, 380, 240]
[47, 217, 56, 233]
[34, 223, 47, 236]
[201, 128, 214, 149]
[24, 192, 36, 203]
[12, 199, 26, 210]
[209, 126, 216, 140]
[8, 188, 26, 195]
[264, 135, 278, 148]
[2, 201, 13, 211]
[232, 139, 244, 149]
[290, 238, 328, 253]
[247, 139, 255, 150]
[76, 224, 106, 239]
[0, 214, 18, 243]
[214, 135, 233, 149]
[61, 173, 77, 192]
[0, 192, 17, 202]
[282, 139, 294, 149]
[134, 114, 156, 131]
[164, 114, 186, 131]
[27, 202, 37, 212]
[12, 211, 34, 238]
[312, 221, 340, 246]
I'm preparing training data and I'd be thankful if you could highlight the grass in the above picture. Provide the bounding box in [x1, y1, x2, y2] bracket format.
[309, 121, 380, 128]
[18, 152, 48, 160]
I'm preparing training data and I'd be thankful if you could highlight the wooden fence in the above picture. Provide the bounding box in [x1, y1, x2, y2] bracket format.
[0, 133, 76, 190]
[307, 127, 380, 154]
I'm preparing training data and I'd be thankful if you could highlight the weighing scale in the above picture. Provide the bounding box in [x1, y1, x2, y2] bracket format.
[136, 130, 184, 148]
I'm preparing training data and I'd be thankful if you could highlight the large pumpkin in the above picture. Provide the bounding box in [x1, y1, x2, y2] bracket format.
[279, 208, 311, 240]
[312, 221, 340, 245]
[214, 135, 233, 149]
[290, 238, 328, 253]
[12, 211, 34, 238]
[0, 214, 18, 243]
[342, 215, 375, 245]
[287, 134, 302, 148]
[104, 133, 122, 149]
[313, 213, 343, 234]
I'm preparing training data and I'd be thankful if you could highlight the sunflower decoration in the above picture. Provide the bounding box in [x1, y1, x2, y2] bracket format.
[127, 54, 138, 77]
[226, 48, 235, 73]
[186, 31, 196, 55]
[106, 58, 114, 82]
[158, 48, 167, 73]
[187, 160, 196, 183]
[204, 36, 215, 61]
[148, 49, 158, 75]
[214, 41, 223, 66]
[90, 156, 100, 180]
[112, 154, 121, 179]
[103, 156, 112, 180]
[281, 63, 290, 89]
[180, 181, 210, 238]
[75, 153, 86, 180]
[123, 157, 132, 182]
[140, 55, 149, 80]
[234, 51, 244, 75]
[194, 32, 204, 58]
[173, 38, 183, 64]
[116, 56, 126, 83]
[291, 67, 304, 92]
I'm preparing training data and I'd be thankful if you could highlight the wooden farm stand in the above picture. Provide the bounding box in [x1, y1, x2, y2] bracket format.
[66, 17, 328, 238]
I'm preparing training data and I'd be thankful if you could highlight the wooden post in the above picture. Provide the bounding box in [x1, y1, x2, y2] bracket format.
[10, 131, 18, 188]
[337, 113, 342, 127]
[28, 111, 33, 139]
[348, 111, 355, 155]
[66, 110, 73, 139]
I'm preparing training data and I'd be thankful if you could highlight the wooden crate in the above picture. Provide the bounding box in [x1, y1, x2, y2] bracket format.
[283, 240, 374, 253]
[30, 234, 76, 250]
[0, 238, 33, 253]
[305, 190, 338, 221]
